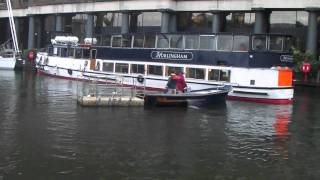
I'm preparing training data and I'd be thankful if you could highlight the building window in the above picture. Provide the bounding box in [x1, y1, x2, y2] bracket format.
[297, 11, 308, 26]
[269, 11, 308, 52]
[270, 11, 296, 26]
[177, 12, 212, 33]
[102, 62, 114, 72]
[186, 67, 205, 79]
[102, 13, 122, 27]
[208, 69, 231, 82]
[225, 12, 254, 33]
[115, 63, 129, 73]
[131, 64, 145, 74]
[137, 12, 161, 27]
[147, 65, 163, 76]
[228, 13, 246, 25]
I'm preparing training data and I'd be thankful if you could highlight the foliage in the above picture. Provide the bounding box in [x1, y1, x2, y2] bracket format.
[292, 48, 320, 79]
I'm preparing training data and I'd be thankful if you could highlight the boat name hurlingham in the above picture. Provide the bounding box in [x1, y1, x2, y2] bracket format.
[151, 51, 193, 61]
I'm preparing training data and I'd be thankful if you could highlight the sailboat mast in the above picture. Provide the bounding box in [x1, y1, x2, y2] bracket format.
[6, 0, 19, 54]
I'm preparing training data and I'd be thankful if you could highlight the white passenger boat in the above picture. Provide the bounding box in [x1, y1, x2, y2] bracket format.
[36, 33, 294, 104]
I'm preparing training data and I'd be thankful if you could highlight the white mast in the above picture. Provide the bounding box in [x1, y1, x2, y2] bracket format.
[5, 0, 19, 55]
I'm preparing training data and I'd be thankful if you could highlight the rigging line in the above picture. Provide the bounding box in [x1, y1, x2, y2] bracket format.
[6, 0, 19, 53]
[7, 0, 18, 52]
[6, 0, 17, 52]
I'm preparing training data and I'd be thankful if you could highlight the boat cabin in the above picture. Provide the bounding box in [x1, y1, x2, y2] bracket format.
[47, 33, 293, 69]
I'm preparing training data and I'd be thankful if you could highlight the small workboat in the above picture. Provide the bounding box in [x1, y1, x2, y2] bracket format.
[144, 86, 231, 107]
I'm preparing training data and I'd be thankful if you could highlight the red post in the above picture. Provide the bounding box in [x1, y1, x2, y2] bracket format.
[304, 72, 308, 82]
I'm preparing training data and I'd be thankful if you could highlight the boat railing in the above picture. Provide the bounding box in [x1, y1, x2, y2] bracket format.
[76, 74, 146, 102]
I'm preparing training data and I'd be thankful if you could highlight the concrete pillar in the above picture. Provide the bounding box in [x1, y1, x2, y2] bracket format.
[36, 16, 43, 48]
[212, 12, 222, 33]
[169, 13, 177, 33]
[64, 14, 73, 33]
[130, 12, 139, 33]
[28, 16, 35, 49]
[121, 12, 129, 34]
[85, 13, 94, 38]
[161, 11, 170, 33]
[253, 10, 270, 33]
[306, 10, 318, 56]
[6, 19, 11, 42]
[14, 18, 20, 44]
[55, 14, 63, 32]
[96, 13, 104, 28]
[5, 19, 13, 49]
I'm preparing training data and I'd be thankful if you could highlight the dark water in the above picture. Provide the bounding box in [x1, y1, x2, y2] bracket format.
[0, 71, 320, 180]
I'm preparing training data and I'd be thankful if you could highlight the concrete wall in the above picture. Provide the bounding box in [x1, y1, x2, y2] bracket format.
[0, 0, 28, 9]
[1, 0, 320, 17]
[252, 0, 320, 9]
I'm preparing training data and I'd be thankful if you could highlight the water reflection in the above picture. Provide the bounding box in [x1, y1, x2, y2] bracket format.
[0, 71, 21, 176]
[273, 107, 291, 139]
[225, 102, 292, 162]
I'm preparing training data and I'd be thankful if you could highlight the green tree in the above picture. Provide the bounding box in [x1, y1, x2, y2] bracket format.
[293, 48, 320, 80]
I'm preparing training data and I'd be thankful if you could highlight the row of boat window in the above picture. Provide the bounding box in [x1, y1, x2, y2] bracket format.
[97, 62, 231, 82]
[49, 34, 292, 58]
[97, 34, 292, 52]
[49, 47, 92, 59]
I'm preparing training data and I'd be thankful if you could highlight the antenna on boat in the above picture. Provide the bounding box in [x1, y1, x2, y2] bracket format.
[5, 0, 20, 55]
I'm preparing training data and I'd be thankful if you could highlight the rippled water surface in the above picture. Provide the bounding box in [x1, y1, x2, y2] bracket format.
[0, 71, 320, 180]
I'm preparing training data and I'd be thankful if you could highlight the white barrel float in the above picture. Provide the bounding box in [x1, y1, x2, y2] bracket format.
[84, 38, 97, 45]
[51, 36, 79, 45]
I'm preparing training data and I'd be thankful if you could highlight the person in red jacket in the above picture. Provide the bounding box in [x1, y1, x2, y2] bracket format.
[175, 72, 187, 93]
